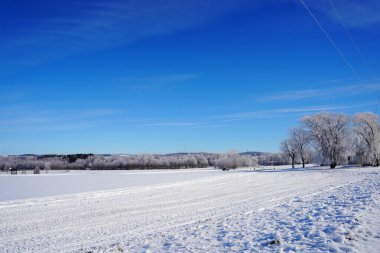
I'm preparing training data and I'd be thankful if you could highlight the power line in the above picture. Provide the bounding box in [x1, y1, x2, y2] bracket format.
[299, 0, 362, 81]
[328, 0, 374, 79]
[328, 0, 379, 114]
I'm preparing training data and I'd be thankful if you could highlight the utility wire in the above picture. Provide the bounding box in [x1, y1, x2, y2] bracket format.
[328, 0, 379, 114]
[328, 0, 374, 80]
[299, 0, 362, 81]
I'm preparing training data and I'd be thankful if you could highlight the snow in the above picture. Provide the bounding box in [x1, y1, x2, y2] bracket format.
[0, 166, 379, 252]
[0, 168, 222, 201]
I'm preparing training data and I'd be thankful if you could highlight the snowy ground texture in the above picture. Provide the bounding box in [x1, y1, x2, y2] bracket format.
[0, 166, 379, 253]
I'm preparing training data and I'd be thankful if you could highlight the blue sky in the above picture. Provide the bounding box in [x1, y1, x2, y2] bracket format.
[1, 0, 380, 155]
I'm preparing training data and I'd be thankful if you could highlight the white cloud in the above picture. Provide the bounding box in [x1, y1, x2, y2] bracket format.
[0, 106, 132, 133]
[262, 83, 380, 101]
[218, 104, 364, 122]
[312, 0, 380, 28]
[0, 0, 255, 69]
[142, 121, 206, 127]
[114, 74, 197, 92]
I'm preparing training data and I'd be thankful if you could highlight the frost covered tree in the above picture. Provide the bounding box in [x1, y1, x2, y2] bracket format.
[185, 154, 198, 168]
[257, 153, 289, 166]
[214, 151, 257, 170]
[289, 127, 311, 168]
[44, 161, 51, 173]
[195, 154, 209, 167]
[353, 112, 380, 166]
[302, 112, 351, 168]
[280, 139, 297, 168]
[214, 151, 239, 169]
[91, 156, 107, 170]
[139, 154, 155, 170]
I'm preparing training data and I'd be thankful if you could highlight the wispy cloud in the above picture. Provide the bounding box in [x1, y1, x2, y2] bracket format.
[140, 103, 370, 128]
[2, 0, 379, 71]
[138, 74, 198, 83]
[140, 120, 232, 129]
[0, 106, 132, 133]
[0, 102, 374, 133]
[142, 121, 206, 127]
[261, 83, 380, 101]
[0, 0, 254, 69]
[114, 74, 197, 92]
[77, 109, 126, 118]
[306, 0, 380, 28]
[316, 78, 352, 84]
[218, 104, 365, 122]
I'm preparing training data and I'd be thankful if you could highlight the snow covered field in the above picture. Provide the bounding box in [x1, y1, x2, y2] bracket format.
[0, 166, 379, 252]
[0, 169, 222, 201]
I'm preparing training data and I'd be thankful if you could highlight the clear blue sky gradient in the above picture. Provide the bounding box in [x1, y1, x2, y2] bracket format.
[1, 0, 380, 154]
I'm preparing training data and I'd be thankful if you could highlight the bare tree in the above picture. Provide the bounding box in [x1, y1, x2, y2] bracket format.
[280, 139, 297, 168]
[302, 112, 351, 168]
[289, 127, 311, 168]
[353, 112, 380, 166]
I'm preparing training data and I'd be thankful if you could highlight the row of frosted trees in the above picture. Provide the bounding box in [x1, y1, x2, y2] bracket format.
[281, 112, 380, 168]
[0, 152, 261, 171]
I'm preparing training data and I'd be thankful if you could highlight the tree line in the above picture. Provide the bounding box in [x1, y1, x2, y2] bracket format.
[281, 112, 380, 168]
[0, 152, 262, 171]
